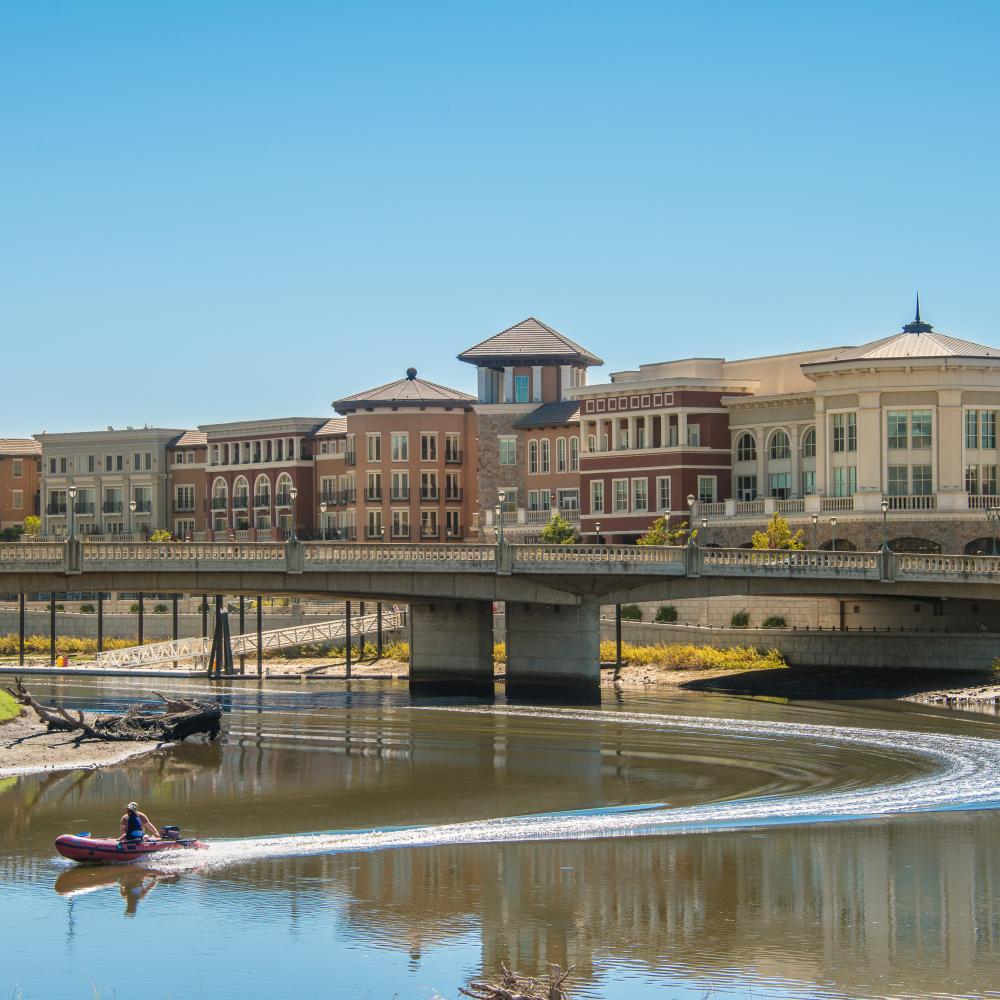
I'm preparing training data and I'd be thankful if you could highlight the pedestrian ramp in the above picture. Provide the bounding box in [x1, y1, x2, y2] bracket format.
[95, 611, 404, 669]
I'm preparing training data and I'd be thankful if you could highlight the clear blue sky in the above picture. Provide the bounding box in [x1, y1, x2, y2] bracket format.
[2, 1, 998, 436]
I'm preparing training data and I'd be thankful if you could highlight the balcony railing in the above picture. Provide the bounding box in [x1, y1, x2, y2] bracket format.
[421, 527, 440, 539]
[366, 526, 385, 539]
[445, 450, 462, 465]
[211, 497, 228, 510]
[445, 489, 463, 502]
[390, 490, 410, 501]
[320, 491, 339, 505]
[884, 494, 937, 511]
[74, 502, 96, 515]
[340, 489, 356, 504]
[253, 494, 271, 508]
[133, 500, 152, 513]
[46, 503, 67, 515]
[232, 494, 249, 509]
[968, 494, 1000, 510]
[275, 493, 293, 508]
[345, 451, 356, 466]
[420, 490, 440, 502]
[820, 496, 854, 512]
[174, 500, 196, 512]
[391, 527, 411, 539]
[102, 500, 123, 514]
[365, 489, 382, 502]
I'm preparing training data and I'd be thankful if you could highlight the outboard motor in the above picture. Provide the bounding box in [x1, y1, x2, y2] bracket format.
[162, 825, 181, 841]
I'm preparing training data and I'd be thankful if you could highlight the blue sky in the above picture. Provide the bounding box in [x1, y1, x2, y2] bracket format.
[2, 1, 998, 436]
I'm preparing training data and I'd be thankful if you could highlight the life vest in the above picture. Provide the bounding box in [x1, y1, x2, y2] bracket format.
[126, 811, 144, 838]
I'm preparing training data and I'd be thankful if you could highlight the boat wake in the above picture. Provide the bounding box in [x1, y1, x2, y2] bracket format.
[151, 705, 1000, 873]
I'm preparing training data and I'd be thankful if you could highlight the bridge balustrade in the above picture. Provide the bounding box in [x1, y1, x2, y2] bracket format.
[700, 548, 879, 576]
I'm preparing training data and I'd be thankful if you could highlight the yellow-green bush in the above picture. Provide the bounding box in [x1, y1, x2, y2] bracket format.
[0, 635, 152, 657]
[600, 641, 785, 671]
[0, 689, 20, 722]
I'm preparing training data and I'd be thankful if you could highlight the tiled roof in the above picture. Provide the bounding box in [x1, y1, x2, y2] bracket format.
[458, 317, 603, 366]
[168, 430, 208, 449]
[0, 438, 41, 456]
[310, 417, 347, 437]
[512, 400, 581, 429]
[334, 369, 475, 412]
[810, 331, 1000, 364]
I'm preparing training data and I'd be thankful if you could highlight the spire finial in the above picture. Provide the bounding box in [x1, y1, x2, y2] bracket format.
[915, 292, 921, 323]
[903, 294, 933, 334]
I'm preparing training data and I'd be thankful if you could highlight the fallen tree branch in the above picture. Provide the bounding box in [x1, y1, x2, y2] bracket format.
[460, 963, 573, 1000]
[6, 678, 221, 743]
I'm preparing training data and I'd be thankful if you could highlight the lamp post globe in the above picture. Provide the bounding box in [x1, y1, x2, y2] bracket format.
[810, 512, 818, 550]
[595, 520, 601, 544]
[288, 486, 299, 542]
[830, 515, 837, 552]
[880, 498, 890, 551]
[128, 498, 137, 539]
[319, 500, 328, 540]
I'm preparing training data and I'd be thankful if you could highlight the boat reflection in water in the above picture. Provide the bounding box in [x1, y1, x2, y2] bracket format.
[54, 866, 181, 916]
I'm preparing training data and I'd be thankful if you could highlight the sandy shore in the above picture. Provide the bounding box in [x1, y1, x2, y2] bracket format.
[0, 710, 161, 778]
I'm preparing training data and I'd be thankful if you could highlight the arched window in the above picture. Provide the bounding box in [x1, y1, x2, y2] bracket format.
[966, 537, 999, 555]
[889, 537, 941, 554]
[276, 473, 293, 506]
[801, 427, 816, 458]
[587, 434, 597, 454]
[769, 430, 791, 460]
[569, 437, 580, 472]
[233, 476, 249, 508]
[541, 439, 551, 474]
[557, 437, 567, 473]
[821, 539, 857, 551]
[254, 474, 271, 507]
[212, 476, 228, 498]
[528, 440, 539, 475]
[736, 433, 756, 462]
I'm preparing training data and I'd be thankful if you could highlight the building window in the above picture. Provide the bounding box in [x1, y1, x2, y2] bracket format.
[736, 434, 756, 462]
[539, 490, 551, 510]
[590, 480, 605, 514]
[801, 427, 816, 458]
[514, 375, 530, 403]
[833, 466, 856, 497]
[569, 437, 579, 471]
[557, 438, 567, 473]
[367, 509, 383, 539]
[12, 459, 22, 478]
[697, 476, 716, 503]
[175, 485, 195, 511]
[420, 433, 437, 462]
[587, 434, 597, 454]
[499, 438, 516, 466]
[912, 465, 933, 495]
[366, 434, 382, 463]
[389, 508, 408, 538]
[445, 510, 460, 537]
[767, 473, 790, 499]
[528, 440, 539, 474]
[631, 478, 648, 512]
[656, 477, 671, 511]
[612, 479, 629, 512]
[445, 434, 461, 463]
[60, 457, 67, 474]
[175, 452, 185, 466]
[768, 430, 790, 460]
[985, 465, 998, 495]
[832, 413, 857, 452]
[984, 412, 997, 449]
[366, 471, 382, 501]
[801, 470, 816, 496]
[687, 423, 700, 447]
[391, 433, 408, 462]
[540, 439, 551, 473]
[736, 475, 757, 501]
[557, 489, 579, 512]
[966, 410, 979, 449]
[391, 471, 409, 500]
[12, 490, 22, 510]
[528, 490, 539, 511]
[887, 465, 908, 495]
[911, 411, 932, 449]
[421, 509, 439, 538]
[967, 465, 981, 495]
[888, 412, 908, 450]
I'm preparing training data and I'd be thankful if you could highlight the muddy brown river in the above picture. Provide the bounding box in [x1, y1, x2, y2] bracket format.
[3, 678, 1000, 998]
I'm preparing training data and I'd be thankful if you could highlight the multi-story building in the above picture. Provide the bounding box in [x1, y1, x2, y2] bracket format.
[35, 427, 186, 539]
[457, 317, 602, 536]
[312, 418, 351, 539]
[333, 369, 477, 541]
[0, 439, 41, 531]
[199, 418, 326, 540]
[166, 430, 208, 540]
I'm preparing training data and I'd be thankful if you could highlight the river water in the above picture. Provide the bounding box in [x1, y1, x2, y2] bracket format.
[3, 679, 1000, 999]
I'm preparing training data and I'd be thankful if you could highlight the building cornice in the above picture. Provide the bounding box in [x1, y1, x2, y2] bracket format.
[199, 418, 327, 437]
[569, 377, 760, 398]
[723, 393, 815, 410]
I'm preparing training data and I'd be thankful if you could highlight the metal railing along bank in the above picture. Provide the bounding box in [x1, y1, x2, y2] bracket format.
[3, 540, 1000, 582]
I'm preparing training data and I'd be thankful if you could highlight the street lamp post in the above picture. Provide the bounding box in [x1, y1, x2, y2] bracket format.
[811, 513, 818, 550]
[686, 494, 696, 546]
[289, 486, 299, 541]
[497, 490, 506, 546]
[988, 505, 1000, 556]
[595, 520, 602, 545]
[880, 498, 890, 551]
[128, 498, 137, 539]
[830, 516, 837, 552]
[701, 516, 708, 548]
[67, 485, 77, 541]
[319, 500, 328, 540]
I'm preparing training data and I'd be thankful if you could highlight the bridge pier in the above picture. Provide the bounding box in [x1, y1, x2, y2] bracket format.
[409, 600, 494, 694]
[504, 595, 600, 699]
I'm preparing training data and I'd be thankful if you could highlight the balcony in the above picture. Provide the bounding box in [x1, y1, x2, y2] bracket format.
[319, 491, 339, 505]
[340, 489, 356, 505]
[884, 494, 937, 511]
[74, 502, 96, 515]
[420, 490, 440, 502]
[133, 500, 152, 513]
[445, 450, 462, 465]
[365, 488, 383, 502]
[232, 494, 250, 510]
[390, 490, 410, 502]
[253, 494, 271, 508]
[102, 500, 124, 514]
[445, 489, 463, 502]
[275, 492, 293, 508]
[211, 497, 228, 510]
[46, 502, 67, 515]
[345, 451, 356, 467]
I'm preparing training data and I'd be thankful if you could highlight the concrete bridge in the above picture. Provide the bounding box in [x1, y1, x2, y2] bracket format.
[3, 539, 1000, 692]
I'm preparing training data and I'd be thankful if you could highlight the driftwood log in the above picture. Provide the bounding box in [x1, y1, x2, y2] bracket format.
[6, 678, 221, 743]
[460, 963, 573, 1000]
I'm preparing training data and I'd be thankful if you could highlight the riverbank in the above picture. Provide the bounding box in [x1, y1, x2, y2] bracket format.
[0, 709, 161, 778]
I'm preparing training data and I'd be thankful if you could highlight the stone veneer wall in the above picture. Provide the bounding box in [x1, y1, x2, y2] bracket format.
[599, 619, 999, 672]
[475, 412, 528, 523]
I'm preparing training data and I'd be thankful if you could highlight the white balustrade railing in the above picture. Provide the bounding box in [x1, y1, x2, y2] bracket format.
[303, 543, 496, 563]
[698, 502, 727, 518]
[701, 547, 878, 573]
[512, 543, 687, 565]
[0, 542, 64, 563]
[82, 542, 287, 562]
[884, 494, 937, 511]
[523, 510, 552, 524]
[895, 553, 1000, 576]
[776, 498, 805, 514]
[734, 500, 765, 517]
[820, 496, 854, 512]
[968, 494, 1000, 510]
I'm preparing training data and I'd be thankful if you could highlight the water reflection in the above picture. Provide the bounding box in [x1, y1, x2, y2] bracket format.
[55, 866, 180, 916]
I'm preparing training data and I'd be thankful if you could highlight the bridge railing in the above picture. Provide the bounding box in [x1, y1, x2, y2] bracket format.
[700, 548, 880, 577]
[511, 543, 687, 571]
[895, 552, 1000, 578]
[81, 541, 287, 565]
[302, 542, 496, 567]
[0, 542, 65, 569]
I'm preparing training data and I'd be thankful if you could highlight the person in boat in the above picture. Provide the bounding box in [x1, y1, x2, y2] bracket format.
[119, 801, 160, 843]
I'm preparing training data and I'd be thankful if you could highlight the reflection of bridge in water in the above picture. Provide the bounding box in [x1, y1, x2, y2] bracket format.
[5, 539, 1000, 689]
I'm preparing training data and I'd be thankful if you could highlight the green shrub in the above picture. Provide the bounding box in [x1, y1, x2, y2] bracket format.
[761, 616, 787, 629]
[153, 604, 168, 614]
[654, 605, 678, 623]
[129, 603, 140, 614]
[730, 611, 750, 628]
[621, 604, 642, 621]
[55, 604, 64, 612]
[600, 641, 786, 671]
[80, 604, 96, 614]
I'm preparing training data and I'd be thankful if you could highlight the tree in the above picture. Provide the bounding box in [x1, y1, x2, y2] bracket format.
[636, 516, 694, 546]
[751, 512, 805, 550]
[539, 513, 577, 544]
[148, 529, 172, 542]
[22, 515, 41, 537]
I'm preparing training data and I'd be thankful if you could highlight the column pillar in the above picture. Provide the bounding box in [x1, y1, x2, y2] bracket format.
[627, 416, 637, 450]
[505, 595, 600, 697]
[789, 424, 800, 497]
[409, 600, 494, 692]
[856, 391, 882, 494]
[503, 367, 514, 403]
[756, 427, 767, 498]
[814, 398, 828, 496]
[678, 412, 688, 449]
[937, 390, 965, 501]
[532, 366, 543, 402]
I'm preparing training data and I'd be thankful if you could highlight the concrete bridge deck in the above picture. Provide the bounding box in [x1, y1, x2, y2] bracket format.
[3, 540, 999, 692]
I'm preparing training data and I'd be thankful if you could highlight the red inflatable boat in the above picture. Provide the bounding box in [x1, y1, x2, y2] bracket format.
[55, 829, 206, 864]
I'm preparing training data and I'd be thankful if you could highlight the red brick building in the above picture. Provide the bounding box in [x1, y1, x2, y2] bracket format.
[0, 439, 41, 532]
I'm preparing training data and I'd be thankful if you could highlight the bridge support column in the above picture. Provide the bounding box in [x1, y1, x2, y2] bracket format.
[504, 596, 600, 698]
[409, 600, 494, 694]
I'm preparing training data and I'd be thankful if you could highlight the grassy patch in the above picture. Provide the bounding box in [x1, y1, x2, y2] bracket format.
[0, 689, 21, 723]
